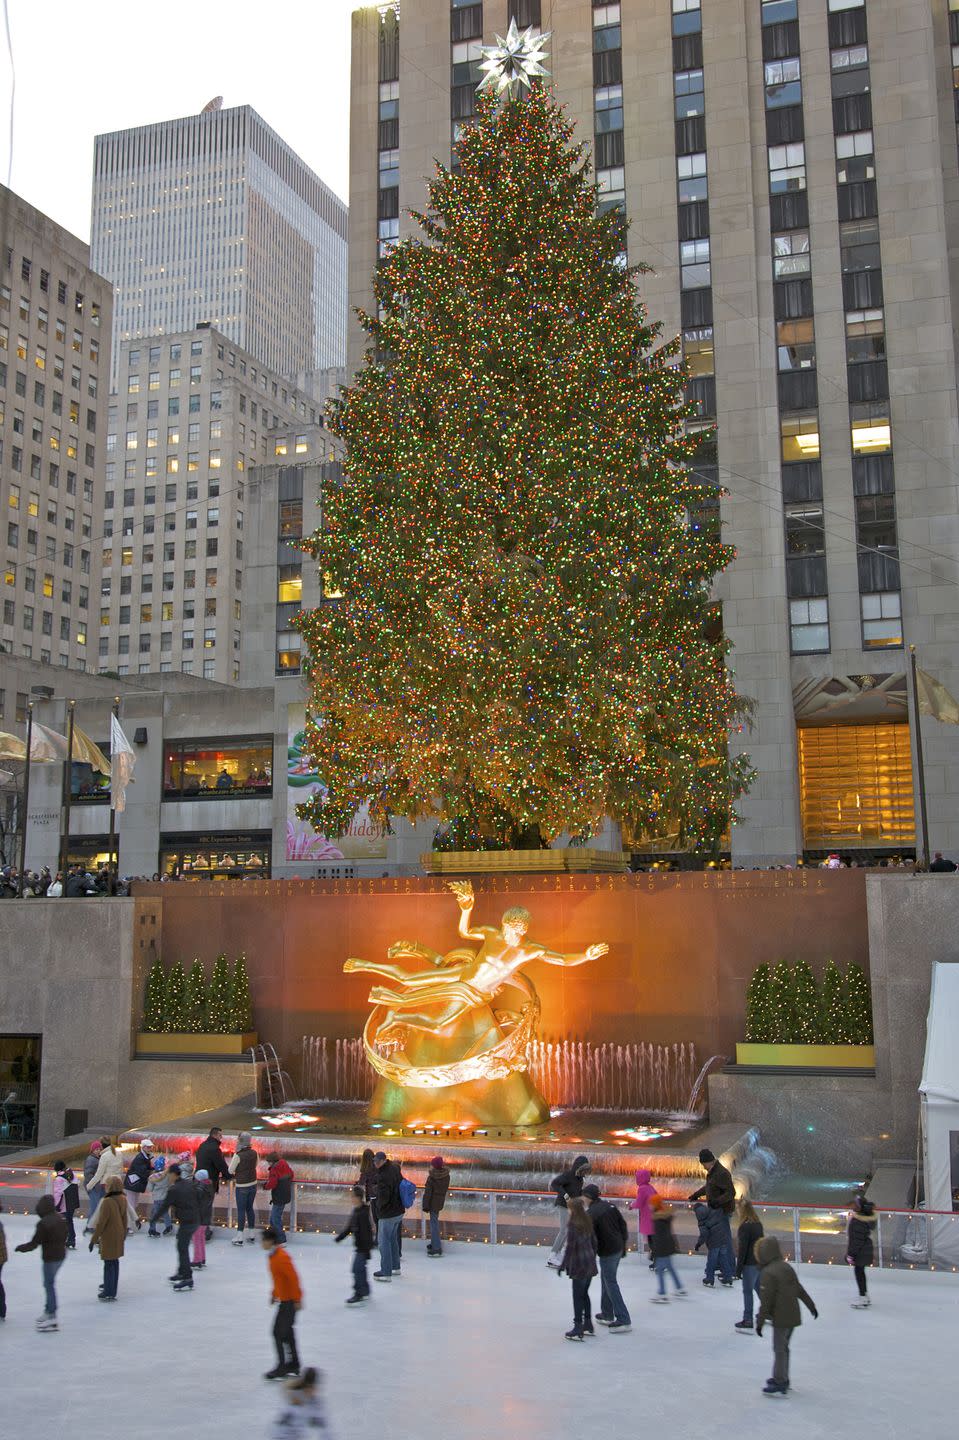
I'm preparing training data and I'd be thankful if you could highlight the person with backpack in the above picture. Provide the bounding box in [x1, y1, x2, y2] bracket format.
[649, 1197, 687, 1302]
[52, 1160, 80, 1250]
[547, 1155, 590, 1269]
[371, 1151, 404, 1281]
[734, 1198, 765, 1332]
[192, 1170, 214, 1269]
[422, 1156, 451, 1257]
[229, 1131, 260, 1244]
[558, 1195, 598, 1340]
[397, 1162, 416, 1260]
[264, 1152, 295, 1244]
[15, 1194, 68, 1331]
[88, 1176, 128, 1301]
[582, 1182, 631, 1332]
[846, 1193, 877, 1309]
[335, 1184, 374, 1304]
[123, 1137, 155, 1229]
[755, 1235, 818, 1396]
[147, 1155, 174, 1237]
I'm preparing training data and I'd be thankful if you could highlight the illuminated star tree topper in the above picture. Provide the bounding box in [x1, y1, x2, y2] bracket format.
[478, 17, 551, 97]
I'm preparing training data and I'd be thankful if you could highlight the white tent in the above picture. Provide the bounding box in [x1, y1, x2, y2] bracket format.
[919, 961, 959, 1264]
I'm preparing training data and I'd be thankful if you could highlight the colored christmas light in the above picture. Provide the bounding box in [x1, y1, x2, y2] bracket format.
[297, 85, 753, 850]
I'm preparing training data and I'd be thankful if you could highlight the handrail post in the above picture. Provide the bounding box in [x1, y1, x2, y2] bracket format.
[792, 1207, 802, 1264]
[291, 1184, 298, 1235]
[489, 1191, 497, 1245]
[876, 1209, 883, 1269]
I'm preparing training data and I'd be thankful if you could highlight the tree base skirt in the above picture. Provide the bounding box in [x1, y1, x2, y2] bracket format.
[735, 1042, 875, 1068]
[421, 848, 629, 874]
[135, 1031, 257, 1056]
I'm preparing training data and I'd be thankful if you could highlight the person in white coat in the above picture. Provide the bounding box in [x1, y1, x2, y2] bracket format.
[86, 1139, 140, 1230]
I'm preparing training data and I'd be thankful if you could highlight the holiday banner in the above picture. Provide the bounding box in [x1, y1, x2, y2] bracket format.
[285, 703, 387, 864]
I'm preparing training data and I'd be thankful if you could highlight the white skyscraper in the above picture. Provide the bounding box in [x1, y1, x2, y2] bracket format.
[91, 104, 347, 383]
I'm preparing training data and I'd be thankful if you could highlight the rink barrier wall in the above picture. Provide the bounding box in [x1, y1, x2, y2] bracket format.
[0, 1167, 955, 1271]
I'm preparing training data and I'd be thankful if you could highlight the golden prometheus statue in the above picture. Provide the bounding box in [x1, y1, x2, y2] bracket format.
[344, 880, 609, 1127]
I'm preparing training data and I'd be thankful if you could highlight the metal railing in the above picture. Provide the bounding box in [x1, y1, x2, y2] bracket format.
[1, 1167, 955, 1271]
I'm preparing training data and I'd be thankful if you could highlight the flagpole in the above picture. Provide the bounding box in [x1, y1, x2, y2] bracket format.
[908, 645, 930, 870]
[107, 696, 119, 896]
[58, 700, 76, 893]
[16, 703, 34, 898]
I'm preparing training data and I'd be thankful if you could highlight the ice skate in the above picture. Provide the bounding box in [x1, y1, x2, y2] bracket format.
[852, 1296, 871, 1308]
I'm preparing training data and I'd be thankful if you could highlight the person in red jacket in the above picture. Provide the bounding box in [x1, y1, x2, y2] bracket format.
[263, 1153, 295, 1244]
[262, 1226, 302, 1379]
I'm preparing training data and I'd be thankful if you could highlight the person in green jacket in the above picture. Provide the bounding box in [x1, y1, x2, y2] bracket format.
[755, 1235, 818, 1396]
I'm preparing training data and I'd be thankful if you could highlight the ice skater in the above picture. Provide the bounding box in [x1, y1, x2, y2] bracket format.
[688, 1147, 736, 1284]
[229, 1131, 260, 1243]
[52, 1160, 80, 1250]
[82, 1140, 104, 1234]
[89, 1175, 128, 1301]
[627, 1167, 657, 1266]
[847, 1193, 877, 1309]
[649, 1198, 687, 1302]
[547, 1155, 590, 1269]
[154, 1162, 200, 1290]
[423, 1156, 450, 1256]
[0, 1202, 7, 1321]
[335, 1184, 374, 1304]
[147, 1154, 173, 1236]
[192, 1169, 214, 1268]
[14, 1194, 68, 1332]
[734, 1198, 764, 1332]
[262, 1225, 302, 1379]
[582, 1182, 631, 1331]
[693, 1202, 735, 1287]
[755, 1235, 818, 1396]
[558, 1195, 597, 1340]
[264, 1151, 295, 1245]
[269, 1367, 332, 1438]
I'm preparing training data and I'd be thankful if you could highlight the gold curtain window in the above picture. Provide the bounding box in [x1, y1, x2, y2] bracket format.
[798, 722, 915, 847]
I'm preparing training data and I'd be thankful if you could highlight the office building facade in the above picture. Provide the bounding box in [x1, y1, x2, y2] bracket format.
[99, 325, 330, 684]
[348, 0, 959, 865]
[91, 105, 348, 381]
[0, 186, 113, 673]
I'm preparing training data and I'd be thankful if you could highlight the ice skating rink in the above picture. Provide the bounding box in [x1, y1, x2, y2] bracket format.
[1, 1213, 954, 1437]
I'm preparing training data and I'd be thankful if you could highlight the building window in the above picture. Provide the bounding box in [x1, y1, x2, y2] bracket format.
[277, 565, 303, 604]
[780, 412, 820, 461]
[789, 597, 830, 653]
[773, 230, 810, 278]
[680, 238, 711, 289]
[861, 591, 902, 649]
[850, 403, 891, 454]
[769, 142, 806, 193]
[677, 152, 707, 203]
[797, 722, 914, 849]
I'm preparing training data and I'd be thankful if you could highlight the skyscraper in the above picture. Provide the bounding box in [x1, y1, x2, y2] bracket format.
[348, 0, 959, 867]
[91, 104, 348, 382]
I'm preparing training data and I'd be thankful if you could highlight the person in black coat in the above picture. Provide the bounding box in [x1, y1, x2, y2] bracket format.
[422, 1156, 451, 1257]
[15, 1195, 69, 1330]
[734, 1198, 765, 1331]
[123, 1139, 155, 1227]
[155, 1166, 200, 1289]
[582, 1183, 631, 1331]
[847, 1194, 877, 1308]
[335, 1185, 374, 1303]
[372, 1152, 403, 1280]
[688, 1148, 735, 1284]
[194, 1127, 231, 1195]
[547, 1155, 590, 1269]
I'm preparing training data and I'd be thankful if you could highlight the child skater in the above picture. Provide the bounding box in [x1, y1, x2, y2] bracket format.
[334, 1184, 373, 1304]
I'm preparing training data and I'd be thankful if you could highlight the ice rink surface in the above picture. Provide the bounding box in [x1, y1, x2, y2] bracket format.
[1, 1212, 955, 1438]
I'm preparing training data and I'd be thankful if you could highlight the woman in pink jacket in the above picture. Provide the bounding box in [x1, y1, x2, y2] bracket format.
[628, 1168, 658, 1263]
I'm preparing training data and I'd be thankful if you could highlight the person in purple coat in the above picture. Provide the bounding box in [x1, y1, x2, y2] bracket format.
[628, 1167, 658, 1263]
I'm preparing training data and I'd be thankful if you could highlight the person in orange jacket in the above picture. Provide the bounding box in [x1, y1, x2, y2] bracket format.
[262, 1226, 302, 1380]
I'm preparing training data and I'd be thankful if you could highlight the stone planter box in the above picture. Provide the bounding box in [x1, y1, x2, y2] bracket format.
[136, 1031, 257, 1057]
[421, 848, 629, 875]
[735, 1042, 875, 1069]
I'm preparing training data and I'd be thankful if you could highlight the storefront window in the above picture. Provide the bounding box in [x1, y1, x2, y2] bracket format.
[163, 738, 272, 798]
[0, 1035, 41, 1149]
[158, 831, 271, 879]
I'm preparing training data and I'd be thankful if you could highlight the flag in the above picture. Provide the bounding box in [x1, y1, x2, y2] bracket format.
[0, 731, 27, 760]
[110, 713, 137, 813]
[72, 723, 111, 776]
[916, 668, 959, 725]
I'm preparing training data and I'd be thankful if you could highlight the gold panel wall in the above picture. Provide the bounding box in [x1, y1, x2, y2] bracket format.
[798, 723, 915, 848]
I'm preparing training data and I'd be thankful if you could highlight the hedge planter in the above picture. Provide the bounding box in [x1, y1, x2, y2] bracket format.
[136, 1031, 258, 1057]
[735, 1042, 875, 1069]
[422, 848, 629, 874]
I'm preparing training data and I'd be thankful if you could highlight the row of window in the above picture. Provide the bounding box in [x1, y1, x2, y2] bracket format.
[2, 250, 102, 323]
[377, 8, 401, 253]
[5, 525, 90, 570]
[102, 536, 240, 567]
[100, 564, 242, 599]
[1, 600, 85, 643]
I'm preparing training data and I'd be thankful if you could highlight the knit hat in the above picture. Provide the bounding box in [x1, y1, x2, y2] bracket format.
[581, 1183, 600, 1201]
[430, 1156, 445, 1168]
[698, 1148, 715, 1164]
[140, 1137, 154, 1149]
[194, 1169, 209, 1182]
[373, 1151, 386, 1163]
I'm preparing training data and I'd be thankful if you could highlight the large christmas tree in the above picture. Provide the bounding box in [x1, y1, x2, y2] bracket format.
[298, 81, 751, 849]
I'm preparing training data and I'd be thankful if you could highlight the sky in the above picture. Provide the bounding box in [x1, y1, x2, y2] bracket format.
[0, 0, 364, 243]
